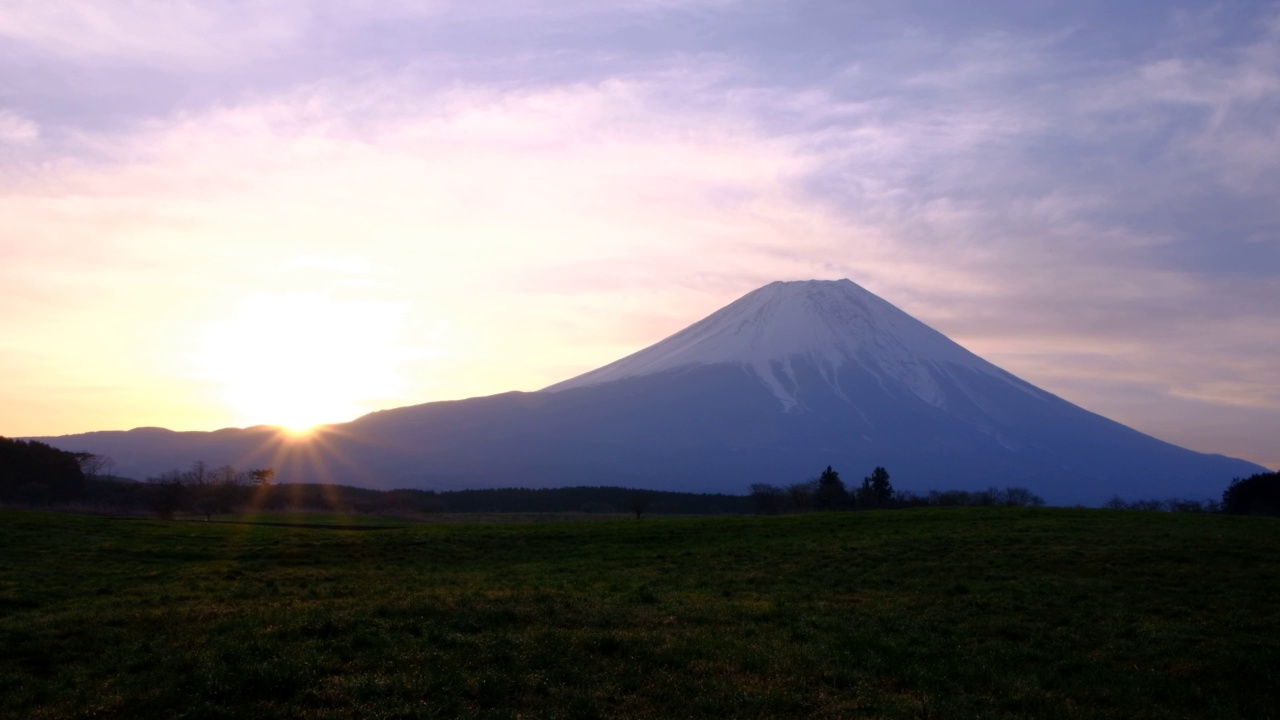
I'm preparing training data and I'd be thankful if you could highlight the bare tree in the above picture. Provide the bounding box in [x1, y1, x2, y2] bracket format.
[1002, 487, 1045, 507]
[175, 461, 251, 520]
[211, 465, 251, 514]
[73, 453, 115, 484]
[749, 483, 786, 515]
[787, 481, 816, 513]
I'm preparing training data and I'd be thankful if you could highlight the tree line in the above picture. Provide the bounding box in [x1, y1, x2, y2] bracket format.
[146, 461, 276, 519]
[751, 465, 1280, 516]
[1104, 471, 1280, 515]
[137, 475, 752, 518]
[749, 465, 1047, 514]
[3, 437, 1277, 517]
[0, 437, 85, 504]
[0, 441, 754, 517]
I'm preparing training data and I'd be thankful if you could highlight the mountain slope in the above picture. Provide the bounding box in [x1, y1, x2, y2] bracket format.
[546, 279, 1034, 411]
[38, 280, 1266, 504]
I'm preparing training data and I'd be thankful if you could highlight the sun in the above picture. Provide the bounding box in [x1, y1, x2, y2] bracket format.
[275, 419, 322, 437]
[197, 293, 408, 431]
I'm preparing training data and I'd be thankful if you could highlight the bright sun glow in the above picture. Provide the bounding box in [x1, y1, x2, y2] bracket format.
[196, 293, 410, 431]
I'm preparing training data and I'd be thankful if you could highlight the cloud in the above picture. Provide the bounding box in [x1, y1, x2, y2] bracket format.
[0, 0, 733, 69]
[0, 1, 315, 67]
[1077, 13, 1280, 196]
[0, 110, 39, 144]
[0, 71, 856, 431]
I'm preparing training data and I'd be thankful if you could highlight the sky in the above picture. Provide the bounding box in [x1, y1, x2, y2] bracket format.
[1, 0, 1277, 471]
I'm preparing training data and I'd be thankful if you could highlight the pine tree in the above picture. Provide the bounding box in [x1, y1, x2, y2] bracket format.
[814, 465, 849, 510]
[859, 466, 893, 508]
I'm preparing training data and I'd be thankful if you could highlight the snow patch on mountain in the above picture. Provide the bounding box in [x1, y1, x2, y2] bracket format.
[545, 279, 1044, 411]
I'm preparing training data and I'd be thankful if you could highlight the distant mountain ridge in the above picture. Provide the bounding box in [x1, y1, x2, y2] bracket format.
[38, 279, 1266, 505]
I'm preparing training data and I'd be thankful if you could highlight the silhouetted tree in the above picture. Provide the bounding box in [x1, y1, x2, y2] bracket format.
[858, 466, 893, 508]
[813, 465, 849, 511]
[1001, 487, 1045, 507]
[209, 465, 251, 514]
[72, 452, 114, 484]
[1222, 472, 1280, 516]
[182, 461, 220, 520]
[243, 467, 276, 512]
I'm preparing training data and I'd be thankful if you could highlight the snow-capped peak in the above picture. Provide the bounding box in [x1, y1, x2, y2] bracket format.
[544, 279, 1035, 410]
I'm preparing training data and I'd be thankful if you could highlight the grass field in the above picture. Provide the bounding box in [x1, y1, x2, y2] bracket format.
[197, 511, 641, 527]
[1, 508, 1277, 719]
[198, 512, 418, 529]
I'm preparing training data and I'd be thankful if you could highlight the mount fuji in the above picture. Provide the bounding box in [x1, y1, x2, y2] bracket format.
[40, 279, 1265, 505]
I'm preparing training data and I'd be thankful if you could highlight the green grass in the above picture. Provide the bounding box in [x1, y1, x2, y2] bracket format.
[1, 508, 1277, 719]
[199, 511, 646, 527]
[197, 512, 416, 529]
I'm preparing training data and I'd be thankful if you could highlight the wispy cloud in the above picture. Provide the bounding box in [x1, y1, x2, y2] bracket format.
[0, 1, 315, 66]
[0, 72, 849, 431]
